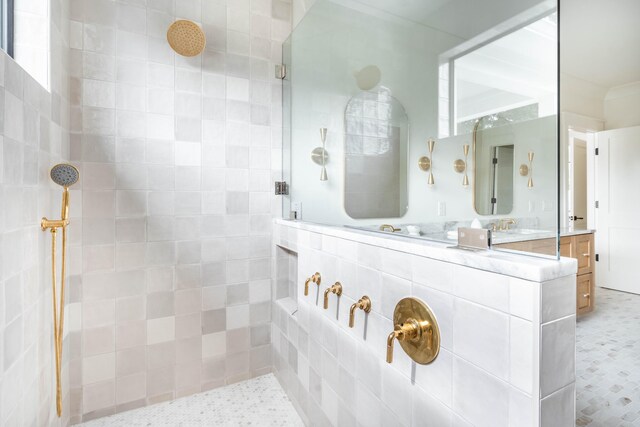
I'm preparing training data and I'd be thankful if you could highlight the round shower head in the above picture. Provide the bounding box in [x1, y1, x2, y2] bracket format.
[50, 164, 80, 187]
[167, 20, 206, 57]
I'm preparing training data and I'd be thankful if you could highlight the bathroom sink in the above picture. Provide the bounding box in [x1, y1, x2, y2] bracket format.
[510, 229, 550, 235]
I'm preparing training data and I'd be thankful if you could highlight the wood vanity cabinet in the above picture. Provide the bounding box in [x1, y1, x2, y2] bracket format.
[495, 232, 595, 315]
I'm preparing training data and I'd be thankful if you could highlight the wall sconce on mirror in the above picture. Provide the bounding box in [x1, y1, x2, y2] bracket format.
[453, 144, 470, 187]
[519, 151, 534, 188]
[418, 138, 436, 186]
[311, 128, 329, 181]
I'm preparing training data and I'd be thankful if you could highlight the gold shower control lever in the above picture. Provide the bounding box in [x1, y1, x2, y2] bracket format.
[323, 282, 342, 309]
[386, 297, 440, 365]
[304, 272, 321, 296]
[349, 296, 371, 327]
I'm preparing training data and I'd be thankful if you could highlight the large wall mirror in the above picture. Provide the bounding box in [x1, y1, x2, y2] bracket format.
[473, 116, 515, 215]
[344, 89, 409, 219]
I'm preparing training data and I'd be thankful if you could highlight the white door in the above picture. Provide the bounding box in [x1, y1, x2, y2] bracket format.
[596, 126, 640, 293]
[573, 139, 588, 229]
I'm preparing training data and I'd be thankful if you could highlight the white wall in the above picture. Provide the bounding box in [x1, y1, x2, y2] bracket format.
[559, 74, 606, 120]
[604, 81, 640, 130]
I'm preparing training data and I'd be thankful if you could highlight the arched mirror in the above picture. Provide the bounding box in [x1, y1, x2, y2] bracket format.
[344, 89, 409, 219]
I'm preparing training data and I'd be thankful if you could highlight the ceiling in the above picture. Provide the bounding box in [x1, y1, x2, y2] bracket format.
[561, 0, 640, 89]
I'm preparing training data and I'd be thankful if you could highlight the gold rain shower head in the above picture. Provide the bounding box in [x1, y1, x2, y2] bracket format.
[167, 20, 206, 57]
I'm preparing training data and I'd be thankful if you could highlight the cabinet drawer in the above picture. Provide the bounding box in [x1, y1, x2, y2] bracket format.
[575, 234, 594, 275]
[577, 273, 594, 314]
[559, 236, 573, 258]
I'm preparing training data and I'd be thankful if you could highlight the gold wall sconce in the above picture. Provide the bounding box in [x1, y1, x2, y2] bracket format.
[304, 272, 321, 296]
[453, 144, 470, 187]
[311, 128, 329, 181]
[349, 296, 372, 327]
[386, 297, 440, 365]
[418, 138, 436, 186]
[519, 151, 534, 188]
[323, 282, 343, 309]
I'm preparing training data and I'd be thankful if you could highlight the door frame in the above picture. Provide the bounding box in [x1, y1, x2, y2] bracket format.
[559, 112, 604, 229]
[567, 130, 592, 229]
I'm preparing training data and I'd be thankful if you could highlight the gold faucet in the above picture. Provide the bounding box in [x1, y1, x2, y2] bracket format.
[348, 296, 371, 328]
[304, 272, 321, 296]
[323, 282, 343, 309]
[379, 224, 400, 232]
[498, 218, 516, 231]
[387, 318, 433, 363]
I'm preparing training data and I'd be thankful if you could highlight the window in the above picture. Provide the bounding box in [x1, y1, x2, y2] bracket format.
[439, 12, 557, 137]
[0, 0, 13, 57]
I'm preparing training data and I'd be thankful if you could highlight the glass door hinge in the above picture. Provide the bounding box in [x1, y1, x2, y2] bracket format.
[275, 64, 287, 79]
[275, 181, 289, 195]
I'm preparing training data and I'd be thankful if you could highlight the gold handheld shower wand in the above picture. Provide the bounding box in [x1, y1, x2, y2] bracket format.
[41, 163, 79, 417]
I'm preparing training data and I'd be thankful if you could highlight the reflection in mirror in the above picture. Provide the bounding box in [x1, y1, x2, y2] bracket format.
[344, 89, 409, 219]
[446, 12, 557, 137]
[474, 116, 515, 215]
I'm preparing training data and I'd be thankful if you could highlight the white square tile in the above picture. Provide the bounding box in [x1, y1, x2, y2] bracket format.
[453, 299, 509, 381]
[453, 357, 509, 427]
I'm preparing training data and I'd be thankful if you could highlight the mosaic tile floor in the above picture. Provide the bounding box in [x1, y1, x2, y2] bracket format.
[576, 287, 640, 427]
[76, 374, 304, 427]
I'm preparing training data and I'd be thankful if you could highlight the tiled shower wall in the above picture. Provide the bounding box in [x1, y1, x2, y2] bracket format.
[0, 0, 72, 424]
[66, 0, 292, 422]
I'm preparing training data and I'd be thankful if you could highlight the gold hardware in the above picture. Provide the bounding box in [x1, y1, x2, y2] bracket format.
[349, 296, 371, 328]
[386, 297, 440, 365]
[379, 224, 400, 232]
[497, 218, 516, 231]
[323, 282, 343, 309]
[304, 272, 321, 296]
[520, 151, 534, 188]
[454, 144, 470, 187]
[418, 156, 431, 171]
[167, 20, 206, 57]
[419, 138, 436, 186]
[583, 294, 590, 298]
[582, 253, 590, 257]
[41, 164, 79, 417]
[312, 128, 328, 181]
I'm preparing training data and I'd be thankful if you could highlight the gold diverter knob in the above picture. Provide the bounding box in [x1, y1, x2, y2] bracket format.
[323, 282, 343, 309]
[304, 272, 321, 296]
[386, 297, 440, 365]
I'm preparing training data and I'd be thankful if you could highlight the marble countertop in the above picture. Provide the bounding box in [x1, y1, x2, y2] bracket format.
[275, 219, 577, 282]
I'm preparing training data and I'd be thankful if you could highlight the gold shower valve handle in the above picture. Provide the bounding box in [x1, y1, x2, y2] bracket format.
[386, 297, 440, 365]
[304, 272, 321, 296]
[323, 282, 342, 309]
[349, 296, 372, 327]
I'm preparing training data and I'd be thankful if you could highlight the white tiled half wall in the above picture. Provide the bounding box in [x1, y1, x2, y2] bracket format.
[272, 220, 577, 427]
[66, 0, 292, 423]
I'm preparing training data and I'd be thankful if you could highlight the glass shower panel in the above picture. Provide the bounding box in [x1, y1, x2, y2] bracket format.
[283, 0, 559, 259]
